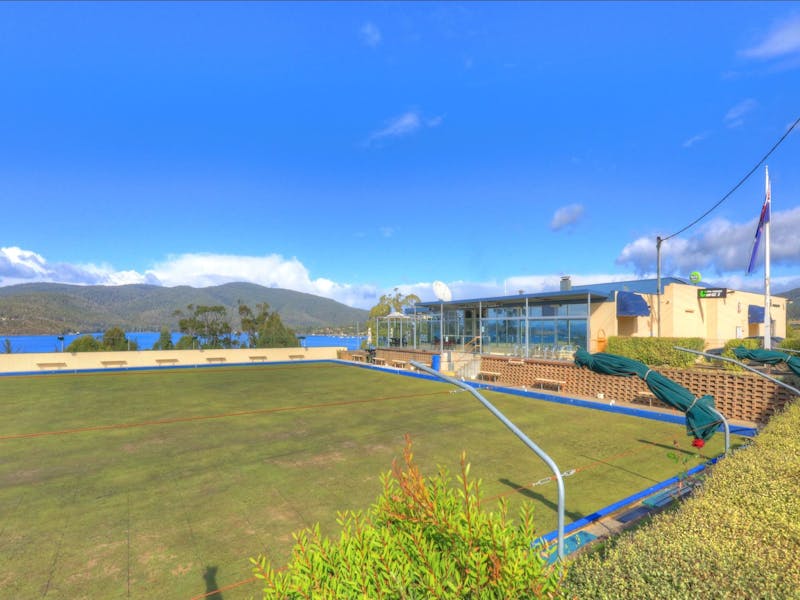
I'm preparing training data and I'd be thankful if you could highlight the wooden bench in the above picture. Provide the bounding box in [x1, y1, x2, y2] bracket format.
[373, 357, 386, 366]
[289, 354, 305, 360]
[508, 360, 525, 366]
[156, 358, 179, 366]
[249, 355, 267, 362]
[632, 394, 658, 407]
[101, 360, 127, 368]
[477, 371, 501, 382]
[206, 357, 226, 363]
[534, 377, 565, 392]
[351, 354, 366, 362]
[391, 359, 408, 369]
[37, 362, 68, 370]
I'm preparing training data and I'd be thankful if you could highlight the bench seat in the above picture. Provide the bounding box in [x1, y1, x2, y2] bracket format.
[534, 377, 565, 392]
[477, 371, 501, 382]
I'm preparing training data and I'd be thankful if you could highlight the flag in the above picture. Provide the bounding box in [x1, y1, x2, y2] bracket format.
[746, 171, 771, 275]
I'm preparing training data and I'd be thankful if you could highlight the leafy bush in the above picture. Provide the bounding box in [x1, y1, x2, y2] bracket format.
[65, 334, 103, 352]
[251, 435, 563, 599]
[563, 401, 800, 599]
[66, 329, 138, 352]
[780, 336, 800, 352]
[606, 337, 704, 367]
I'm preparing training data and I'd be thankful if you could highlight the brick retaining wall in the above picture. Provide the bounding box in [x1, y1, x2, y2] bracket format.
[339, 348, 438, 366]
[478, 356, 794, 424]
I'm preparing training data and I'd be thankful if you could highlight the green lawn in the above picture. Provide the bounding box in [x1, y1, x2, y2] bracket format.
[0, 363, 740, 598]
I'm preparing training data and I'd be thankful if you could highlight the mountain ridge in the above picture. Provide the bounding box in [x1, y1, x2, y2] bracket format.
[0, 282, 368, 334]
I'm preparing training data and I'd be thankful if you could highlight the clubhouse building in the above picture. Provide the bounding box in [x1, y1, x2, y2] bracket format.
[386, 276, 786, 357]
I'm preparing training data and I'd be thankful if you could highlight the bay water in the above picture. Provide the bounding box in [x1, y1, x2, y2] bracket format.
[1, 332, 364, 353]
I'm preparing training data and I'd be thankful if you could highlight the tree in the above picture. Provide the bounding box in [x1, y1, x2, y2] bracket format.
[174, 335, 196, 350]
[367, 288, 422, 322]
[174, 304, 233, 349]
[3, 338, 11, 354]
[66, 335, 103, 352]
[261, 311, 297, 348]
[368, 288, 421, 346]
[251, 436, 562, 598]
[238, 301, 298, 348]
[102, 327, 138, 351]
[65, 329, 138, 352]
[151, 327, 174, 350]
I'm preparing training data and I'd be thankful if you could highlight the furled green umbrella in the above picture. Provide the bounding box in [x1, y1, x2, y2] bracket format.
[733, 347, 800, 377]
[574, 349, 722, 445]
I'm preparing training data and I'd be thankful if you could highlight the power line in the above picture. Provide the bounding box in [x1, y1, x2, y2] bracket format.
[663, 116, 800, 242]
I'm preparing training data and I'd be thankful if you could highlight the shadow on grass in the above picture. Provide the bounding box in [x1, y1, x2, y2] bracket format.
[203, 566, 223, 600]
[576, 454, 662, 484]
[497, 478, 585, 522]
[636, 438, 697, 456]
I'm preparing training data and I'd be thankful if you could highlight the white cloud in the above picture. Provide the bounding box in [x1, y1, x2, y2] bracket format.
[724, 99, 757, 128]
[740, 15, 800, 59]
[0, 248, 380, 309]
[0, 246, 153, 286]
[426, 115, 444, 128]
[148, 253, 379, 307]
[550, 204, 585, 231]
[615, 206, 800, 278]
[364, 110, 443, 147]
[682, 131, 710, 148]
[379, 226, 395, 238]
[360, 22, 382, 47]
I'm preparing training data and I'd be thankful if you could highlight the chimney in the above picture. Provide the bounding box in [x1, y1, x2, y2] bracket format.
[560, 275, 572, 291]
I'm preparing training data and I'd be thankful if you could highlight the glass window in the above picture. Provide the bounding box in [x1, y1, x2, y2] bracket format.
[487, 306, 522, 318]
[542, 305, 558, 317]
[568, 320, 587, 348]
[567, 303, 588, 316]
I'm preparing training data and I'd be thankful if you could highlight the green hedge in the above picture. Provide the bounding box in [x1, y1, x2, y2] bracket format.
[563, 401, 800, 598]
[780, 336, 800, 352]
[605, 337, 704, 368]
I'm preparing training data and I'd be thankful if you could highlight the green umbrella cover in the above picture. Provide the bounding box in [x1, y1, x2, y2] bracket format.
[575, 349, 722, 444]
[733, 346, 800, 378]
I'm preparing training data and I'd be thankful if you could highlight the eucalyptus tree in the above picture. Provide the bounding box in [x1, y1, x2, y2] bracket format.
[173, 304, 234, 349]
[238, 301, 298, 348]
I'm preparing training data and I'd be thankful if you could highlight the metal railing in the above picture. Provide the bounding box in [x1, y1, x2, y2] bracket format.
[410, 360, 566, 560]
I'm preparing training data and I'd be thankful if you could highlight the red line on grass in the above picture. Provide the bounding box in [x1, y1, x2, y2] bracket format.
[188, 575, 259, 599]
[0, 390, 449, 442]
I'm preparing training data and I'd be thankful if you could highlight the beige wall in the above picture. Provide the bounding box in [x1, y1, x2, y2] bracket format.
[589, 300, 617, 352]
[592, 282, 787, 350]
[665, 283, 707, 338]
[0, 346, 344, 374]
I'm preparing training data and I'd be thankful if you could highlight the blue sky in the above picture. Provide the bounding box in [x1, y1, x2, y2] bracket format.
[1, 1, 799, 309]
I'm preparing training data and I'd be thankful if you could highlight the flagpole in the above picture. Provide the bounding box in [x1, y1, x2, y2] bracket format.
[764, 166, 771, 350]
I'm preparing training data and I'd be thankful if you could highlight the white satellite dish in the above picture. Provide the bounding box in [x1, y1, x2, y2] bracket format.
[432, 280, 452, 302]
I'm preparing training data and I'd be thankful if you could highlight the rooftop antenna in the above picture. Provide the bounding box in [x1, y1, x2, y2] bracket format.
[432, 281, 452, 355]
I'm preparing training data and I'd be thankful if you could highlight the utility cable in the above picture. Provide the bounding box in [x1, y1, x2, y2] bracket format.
[663, 116, 800, 242]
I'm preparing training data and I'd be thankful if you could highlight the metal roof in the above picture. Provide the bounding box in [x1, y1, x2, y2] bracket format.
[416, 277, 688, 309]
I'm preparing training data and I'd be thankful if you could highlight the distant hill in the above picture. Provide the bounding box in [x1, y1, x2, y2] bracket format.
[0, 282, 369, 334]
[778, 287, 800, 321]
